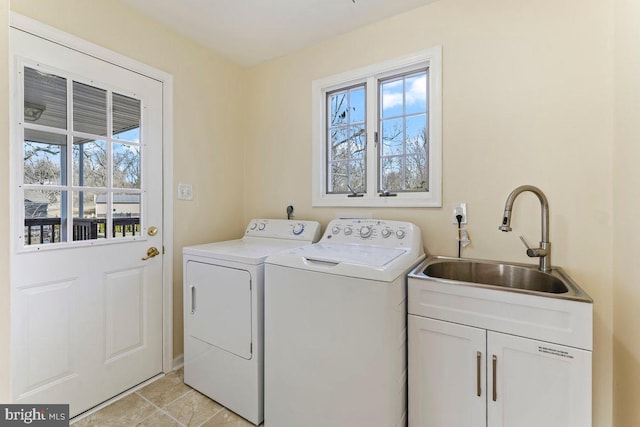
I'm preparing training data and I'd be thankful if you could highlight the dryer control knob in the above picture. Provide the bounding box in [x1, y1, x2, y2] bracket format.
[396, 229, 406, 239]
[331, 226, 341, 235]
[250, 223, 258, 230]
[293, 223, 305, 235]
[344, 227, 353, 236]
[359, 226, 373, 238]
[258, 223, 266, 231]
[381, 228, 392, 238]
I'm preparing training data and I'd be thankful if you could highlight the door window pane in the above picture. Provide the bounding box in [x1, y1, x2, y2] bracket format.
[24, 189, 67, 245]
[24, 129, 67, 185]
[24, 67, 67, 129]
[112, 193, 141, 239]
[113, 93, 141, 142]
[113, 143, 141, 189]
[73, 190, 106, 241]
[73, 138, 107, 187]
[73, 81, 107, 136]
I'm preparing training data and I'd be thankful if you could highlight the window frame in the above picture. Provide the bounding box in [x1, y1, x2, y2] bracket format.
[312, 46, 442, 207]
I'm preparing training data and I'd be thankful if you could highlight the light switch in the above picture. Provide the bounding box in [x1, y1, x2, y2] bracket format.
[178, 183, 193, 201]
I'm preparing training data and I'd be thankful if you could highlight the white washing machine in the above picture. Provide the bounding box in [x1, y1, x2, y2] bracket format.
[183, 219, 321, 425]
[264, 219, 425, 427]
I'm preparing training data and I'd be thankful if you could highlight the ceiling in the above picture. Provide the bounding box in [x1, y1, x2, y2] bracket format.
[120, 0, 436, 66]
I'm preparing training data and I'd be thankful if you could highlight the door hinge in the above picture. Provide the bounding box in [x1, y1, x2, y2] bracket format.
[250, 342, 253, 354]
[162, 246, 165, 254]
[374, 131, 379, 145]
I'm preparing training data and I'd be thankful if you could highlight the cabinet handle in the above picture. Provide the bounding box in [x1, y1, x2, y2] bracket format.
[476, 351, 482, 397]
[492, 355, 498, 402]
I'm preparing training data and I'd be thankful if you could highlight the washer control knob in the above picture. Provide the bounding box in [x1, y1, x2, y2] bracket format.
[331, 226, 341, 235]
[293, 223, 305, 235]
[396, 229, 406, 239]
[344, 227, 353, 236]
[381, 228, 392, 238]
[359, 225, 373, 238]
[250, 223, 258, 230]
[258, 223, 266, 231]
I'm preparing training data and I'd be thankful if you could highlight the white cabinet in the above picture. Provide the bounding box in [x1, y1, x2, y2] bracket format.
[408, 316, 485, 427]
[409, 315, 592, 427]
[487, 331, 591, 427]
[407, 259, 595, 427]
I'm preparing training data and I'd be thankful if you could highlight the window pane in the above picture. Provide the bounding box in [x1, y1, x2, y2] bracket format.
[24, 67, 67, 129]
[73, 190, 106, 241]
[381, 157, 403, 192]
[381, 118, 403, 156]
[405, 156, 428, 191]
[112, 193, 141, 239]
[113, 93, 141, 142]
[24, 129, 67, 185]
[330, 91, 348, 126]
[378, 69, 429, 194]
[73, 81, 107, 136]
[329, 161, 348, 193]
[24, 189, 66, 245]
[73, 138, 107, 187]
[350, 87, 365, 123]
[406, 114, 427, 153]
[381, 78, 403, 119]
[349, 160, 366, 192]
[113, 143, 141, 189]
[350, 125, 366, 160]
[330, 127, 349, 161]
[405, 71, 428, 115]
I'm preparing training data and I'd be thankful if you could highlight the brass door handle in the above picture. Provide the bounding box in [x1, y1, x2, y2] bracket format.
[142, 246, 160, 260]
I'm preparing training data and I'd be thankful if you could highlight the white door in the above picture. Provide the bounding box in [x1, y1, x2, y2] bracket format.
[10, 28, 164, 417]
[408, 315, 486, 427]
[487, 331, 592, 427]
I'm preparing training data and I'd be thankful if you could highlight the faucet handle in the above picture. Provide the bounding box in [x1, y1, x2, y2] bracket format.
[519, 235, 532, 250]
[520, 235, 546, 258]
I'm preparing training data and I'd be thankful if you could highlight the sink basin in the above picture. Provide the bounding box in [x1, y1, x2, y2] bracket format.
[410, 256, 592, 302]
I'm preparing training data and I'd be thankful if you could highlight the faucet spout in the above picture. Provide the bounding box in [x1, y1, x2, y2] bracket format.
[498, 185, 551, 272]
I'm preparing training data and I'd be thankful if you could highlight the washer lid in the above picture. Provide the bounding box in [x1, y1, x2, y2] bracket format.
[266, 242, 425, 282]
[289, 243, 406, 267]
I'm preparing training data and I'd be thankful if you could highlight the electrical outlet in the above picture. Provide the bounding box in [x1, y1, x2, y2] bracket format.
[452, 202, 467, 224]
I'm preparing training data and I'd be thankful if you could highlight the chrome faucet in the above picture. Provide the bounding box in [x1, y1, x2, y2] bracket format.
[499, 185, 551, 272]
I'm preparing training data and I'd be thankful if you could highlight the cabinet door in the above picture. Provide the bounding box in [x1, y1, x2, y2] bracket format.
[408, 315, 486, 427]
[487, 332, 591, 427]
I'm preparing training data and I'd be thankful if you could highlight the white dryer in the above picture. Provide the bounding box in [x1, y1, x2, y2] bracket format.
[264, 219, 425, 427]
[183, 219, 321, 425]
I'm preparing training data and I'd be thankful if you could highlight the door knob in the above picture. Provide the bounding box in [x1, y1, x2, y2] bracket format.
[142, 246, 160, 260]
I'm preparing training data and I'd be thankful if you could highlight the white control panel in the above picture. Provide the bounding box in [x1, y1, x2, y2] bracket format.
[322, 219, 421, 249]
[245, 219, 322, 242]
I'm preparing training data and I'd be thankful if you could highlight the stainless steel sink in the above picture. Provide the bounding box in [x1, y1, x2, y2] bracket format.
[410, 256, 592, 302]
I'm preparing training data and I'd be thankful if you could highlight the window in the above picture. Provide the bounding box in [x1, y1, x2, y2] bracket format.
[312, 47, 441, 207]
[19, 63, 144, 247]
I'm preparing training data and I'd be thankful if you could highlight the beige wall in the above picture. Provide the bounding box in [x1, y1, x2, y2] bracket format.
[244, 0, 614, 424]
[613, 0, 640, 425]
[7, 0, 247, 361]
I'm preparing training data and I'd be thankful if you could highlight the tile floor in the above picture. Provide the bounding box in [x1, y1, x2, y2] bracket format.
[71, 369, 261, 427]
